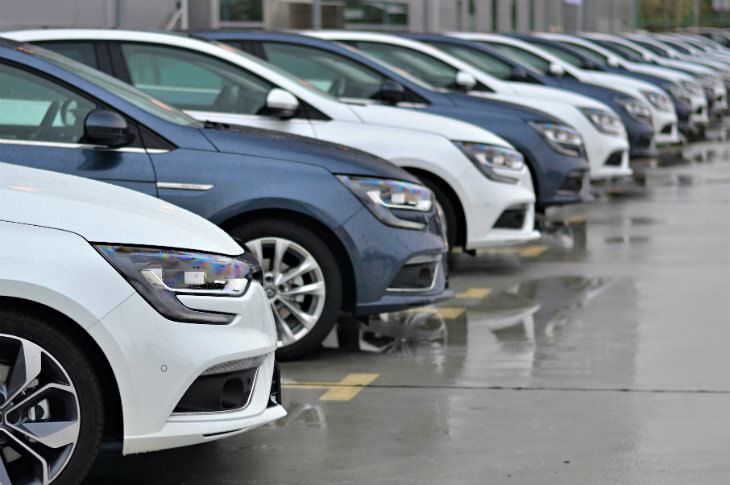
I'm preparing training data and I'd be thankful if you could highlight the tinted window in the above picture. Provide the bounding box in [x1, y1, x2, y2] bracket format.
[0, 62, 96, 143]
[629, 39, 670, 56]
[592, 40, 644, 62]
[120, 43, 274, 114]
[38, 41, 99, 68]
[559, 42, 608, 66]
[354, 41, 459, 90]
[429, 42, 514, 80]
[481, 42, 551, 74]
[537, 44, 584, 68]
[659, 39, 692, 55]
[262, 42, 385, 98]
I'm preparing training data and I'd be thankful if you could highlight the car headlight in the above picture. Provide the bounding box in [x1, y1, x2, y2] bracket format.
[641, 90, 673, 112]
[95, 245, 263, 324]
[681, 80, 704, 97]
[579, 107, 625, 137]
[615, 96, 654, 124]
[453, 142, 525, 184]
[337, 176, 433, 230]
[665, 83, 691, 104]
[528, 122, 584, 158]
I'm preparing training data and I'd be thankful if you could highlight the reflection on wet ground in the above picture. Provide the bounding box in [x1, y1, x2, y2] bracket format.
[83, 141, 730, 484]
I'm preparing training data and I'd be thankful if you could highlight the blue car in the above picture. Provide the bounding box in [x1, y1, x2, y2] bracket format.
[507, 34, 693, 139]
[408, 33, 659, 159]
[0, 38, 450, 359]
[194, 31, 590, 212]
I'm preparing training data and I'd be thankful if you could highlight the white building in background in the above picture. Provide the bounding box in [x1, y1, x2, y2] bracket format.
[0, 0, 637, 33]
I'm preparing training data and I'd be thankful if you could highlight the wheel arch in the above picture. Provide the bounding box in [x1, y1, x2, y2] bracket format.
[0, 296, 124, 442]
[219, 208, 357, 313]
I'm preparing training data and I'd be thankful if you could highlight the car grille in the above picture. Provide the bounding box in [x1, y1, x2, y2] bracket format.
[494, 205, 527, 229]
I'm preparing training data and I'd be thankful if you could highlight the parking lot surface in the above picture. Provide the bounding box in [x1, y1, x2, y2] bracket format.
[84, 142, 730, 484]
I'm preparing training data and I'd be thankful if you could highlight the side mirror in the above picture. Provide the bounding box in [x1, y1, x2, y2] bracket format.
[84, 109, 134, 148]
[607, 56, 621, 67]
[454, 71, 477, 90]
[642, 53, 653, 62]
[548, 63, 565, 77]
[377, 79, 406, 105]
[264, 88, 299, 119]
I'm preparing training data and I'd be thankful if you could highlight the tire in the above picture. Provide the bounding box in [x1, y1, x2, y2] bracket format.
[230, 219, 343, 360]
[0, 310, 104, 485]
[418, 178, 459, 250]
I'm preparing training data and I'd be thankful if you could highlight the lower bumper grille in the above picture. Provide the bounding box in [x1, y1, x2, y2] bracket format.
[174, 367, 258, 414]
[604, 151, 625, 167]
[660, 123, 675, 135]
[494, 205, 527, 229]
[388, 254, 441, 291]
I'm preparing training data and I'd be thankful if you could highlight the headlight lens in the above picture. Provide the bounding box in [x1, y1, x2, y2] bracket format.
[682, 80, 704, 97]
[641, 90, 673, 112]
[529, 122, 585, 158]
[579, 107, 626, 136]
[95, 245, 263, 324]
[337, 176, 433, 230]
[615, 96, 654, 124]
[453, 142, 525, 184]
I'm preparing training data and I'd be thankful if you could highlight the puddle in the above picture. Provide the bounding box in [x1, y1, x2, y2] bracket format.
[604, 236, 651, 244]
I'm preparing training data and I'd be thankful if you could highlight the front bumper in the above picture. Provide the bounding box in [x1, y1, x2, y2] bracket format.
[89, 284, 285, 455]
[651, 108, 681, 146]
[335, 206, 451, 316]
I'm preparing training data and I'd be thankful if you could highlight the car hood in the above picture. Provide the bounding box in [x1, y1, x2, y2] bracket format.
[580, 71, 668, 97]
[0, 163, 242, 255]
[444, 93, 566, 124]
[347, 103, 513, 148]
[501, 83, 612, 110]
[200, 124, 416, 182]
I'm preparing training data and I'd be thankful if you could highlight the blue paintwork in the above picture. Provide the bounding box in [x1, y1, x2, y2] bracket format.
[509, 34, 692, 132]
[0, 40, 451, 316]
[409, 33, 660, 158]
[196, 31, 590, 209]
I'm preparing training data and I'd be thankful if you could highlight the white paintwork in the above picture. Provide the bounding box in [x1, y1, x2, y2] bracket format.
[536, 32, 710, 126]
[308, 30, 632, 180]
[5, 29, 540, 248]
[0, 163, 285, 455]
[583, 33, 726, 114]
[451, 33, 682, 148]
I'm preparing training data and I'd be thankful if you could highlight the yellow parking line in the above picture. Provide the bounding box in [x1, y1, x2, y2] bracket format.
[283, 373, 380, 401]
[433, 307, 466, 319]
[568, 214, 587, 225]
[519, 245, 548, 258]
[455, 287, 492, 299]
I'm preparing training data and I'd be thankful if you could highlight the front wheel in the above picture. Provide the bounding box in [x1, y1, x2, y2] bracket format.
[230, 219, 343, 360]
[0, 310, 104, 485]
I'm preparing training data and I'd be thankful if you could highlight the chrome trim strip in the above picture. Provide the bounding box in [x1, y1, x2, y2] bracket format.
[156, 182, 214, 191]
[0, 138, 169, 153]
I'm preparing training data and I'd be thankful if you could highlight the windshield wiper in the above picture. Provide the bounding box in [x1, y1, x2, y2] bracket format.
[203, 120, 231, 130]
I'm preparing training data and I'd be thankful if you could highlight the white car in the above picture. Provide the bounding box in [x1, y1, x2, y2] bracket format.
[535, 33, 710, 129]
[583, 33, 727, 114]
[451, 33, 682, 149]
[0, 162, 285, 483]
[6, 29, 540, 250]
[304, 30, 631, 181]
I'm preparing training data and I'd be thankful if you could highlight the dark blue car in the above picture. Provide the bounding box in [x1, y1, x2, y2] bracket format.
[194, 31, 590, 212]
[408, 33, 660, 159]
[507, 34, 693, 138]
[0, 38, 450, 359]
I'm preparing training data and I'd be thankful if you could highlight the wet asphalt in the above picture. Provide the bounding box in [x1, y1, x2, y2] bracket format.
[85, 137, 730, 484]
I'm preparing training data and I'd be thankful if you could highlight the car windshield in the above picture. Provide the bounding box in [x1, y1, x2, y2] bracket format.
[629, 39, 671, 56]
[24, 44, 203, 127]
[592, 39, 645, 62]
[481, 42, 551, 74]
[429, 41, 530, 80]
[537, 44, 584, 67]
[659, 39, 692, 55]
[559, 42, 609, 66]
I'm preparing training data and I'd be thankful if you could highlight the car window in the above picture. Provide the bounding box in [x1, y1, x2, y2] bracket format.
[537, 44, 583, 67]
[261, 42, 385, 99]
[38, 42, 99, 69]
[353, 41, 459, 90]
[660, 39, 692, 55]
[592, 40, 644, 62]
[629, 39, 669, 56]
[120, 43, 274, 114]
[481, 42, 551, 74]
[428, 42, 514, 80]
[560, 42, 608, 66]
[0, 62, 96, 143]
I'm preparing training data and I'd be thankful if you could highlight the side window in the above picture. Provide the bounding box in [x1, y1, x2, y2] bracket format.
[483, 43, 551, 74]
[0, 63, 96, 143]
[430, 42, 513, 80]
[119, 43, 274, 114]
[353, 41, 459, 90]
[37, 42, 99, 69]
[261, 42, 385, 99]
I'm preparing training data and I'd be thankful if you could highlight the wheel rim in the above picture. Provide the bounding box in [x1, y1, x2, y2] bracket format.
[0, 334, 80, 484]
[245, 237, 326, 348]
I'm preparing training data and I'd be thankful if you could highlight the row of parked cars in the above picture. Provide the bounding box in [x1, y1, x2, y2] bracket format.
[1, 27, 728, 484]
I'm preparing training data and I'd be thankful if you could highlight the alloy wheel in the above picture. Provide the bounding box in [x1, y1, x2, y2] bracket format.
[0, 334, 80, 484]
[245, 237, 327, 347]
